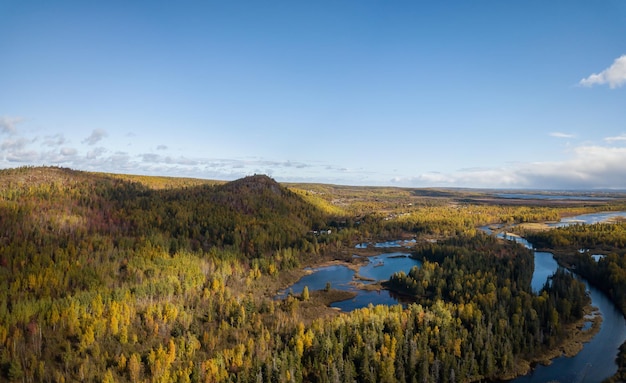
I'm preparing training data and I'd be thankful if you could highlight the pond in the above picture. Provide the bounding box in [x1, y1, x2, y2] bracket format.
[277, 251, 421, 311]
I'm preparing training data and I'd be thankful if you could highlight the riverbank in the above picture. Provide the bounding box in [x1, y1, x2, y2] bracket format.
[496, 304, 601, 380]
[536, 305, 601, 365]
[492, 211, 626, 382]
[272, 223, 612, 381]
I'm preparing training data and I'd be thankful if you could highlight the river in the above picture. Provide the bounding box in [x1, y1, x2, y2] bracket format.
[512, 281, 626, 383]
[280, 211, 626, 382]
[507, 212, 626, 383]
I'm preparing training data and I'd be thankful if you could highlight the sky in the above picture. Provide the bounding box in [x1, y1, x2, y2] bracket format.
[1, 1, 626, 189]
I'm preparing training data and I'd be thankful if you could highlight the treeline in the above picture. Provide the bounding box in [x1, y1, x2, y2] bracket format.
[386, 235, 589, 378]
[351, 205, 598, 242]
[525, 221, 626, 250]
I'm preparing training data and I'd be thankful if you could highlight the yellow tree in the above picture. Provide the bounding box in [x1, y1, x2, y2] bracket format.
[128, 353, 142, 383]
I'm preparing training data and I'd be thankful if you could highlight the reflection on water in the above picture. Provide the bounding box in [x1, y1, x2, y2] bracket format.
[331, 289, 416, 311]
[356, 239, 417, 248]
[358, 253, 419, 282]
[501, 211, 626, 383]
[513, 282, 626, 383]
[591, 254, 605, 262]
[277, 251, 421, 310]
[276, 265, 355, 299]
[530, 252, 560, 293]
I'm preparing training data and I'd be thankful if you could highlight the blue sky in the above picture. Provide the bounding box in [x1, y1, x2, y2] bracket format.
[2, 1, 626, 189]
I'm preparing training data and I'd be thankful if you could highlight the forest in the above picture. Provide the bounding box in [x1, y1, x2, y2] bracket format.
[0, 166, 625, 382]
[385, 235, 589, 379]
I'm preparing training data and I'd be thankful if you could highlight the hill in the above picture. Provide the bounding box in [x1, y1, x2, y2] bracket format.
[2, 166, 624, 382]
[0, 167, 345, 381]
[116, 173, 331, 257]
[0, 166, 331, 257]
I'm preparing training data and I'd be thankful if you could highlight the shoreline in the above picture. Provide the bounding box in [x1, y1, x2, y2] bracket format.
[497, 304, 602, 381]
[274, 229, 608, 382]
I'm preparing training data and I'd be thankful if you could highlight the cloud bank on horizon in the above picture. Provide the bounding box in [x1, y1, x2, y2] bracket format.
[392, 144, 626, 190]
[2, 116, 626, 190]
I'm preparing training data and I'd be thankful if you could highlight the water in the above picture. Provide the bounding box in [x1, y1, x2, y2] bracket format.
[490, 231, 559, 293]
[277, 252, 421, 310]
[512, 281, 626, 383]
[281, 211, 626, 382]
[495, 193, 613, 201]
[331, 289, 415, 311]
[531, 251, 560, 293]
[551, 211, 626, 227]
[358, 253, 419, 281]
[505, 211, 626, 383]
[276, 265, 356, 299]
[483, 211, 626, 292]
[355, 239, 417, 249]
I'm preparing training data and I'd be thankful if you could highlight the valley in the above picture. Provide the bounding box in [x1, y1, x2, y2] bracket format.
[1, 166, 626, 382]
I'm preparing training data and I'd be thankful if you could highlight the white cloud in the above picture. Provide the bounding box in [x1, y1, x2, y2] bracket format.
[518, 145, 626, 189]
[0, 116, 23, 134]
[580, 55, 626, 88]
[395, 144, 626, 189]
[39, 148, 79, 164]
[60, 147, 77, 156]
[42, 134, 67, 147]
[99, 152, 133, 170]
[1, 137, 30, 151]
[141, 153, 161, 163]
[550, 132, 575, 139]
[6, 150, 39, 163]
[5, 115, 626, 189]
[156, 145, 168, 150]
[82, 129, 108, 145]
[164, 156, 199, 166]
[604, 134, 626, 143]
[86, 147, 106, 159]
[393, 168, 524, 189]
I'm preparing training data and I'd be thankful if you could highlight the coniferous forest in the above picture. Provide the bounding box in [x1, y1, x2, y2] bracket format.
[1, 166, 625, 382]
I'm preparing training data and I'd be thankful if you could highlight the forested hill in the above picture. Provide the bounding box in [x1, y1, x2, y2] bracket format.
[0, 167, 338, 381]
[0, 167, 330, 258]
[0, 166, 618, 382]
